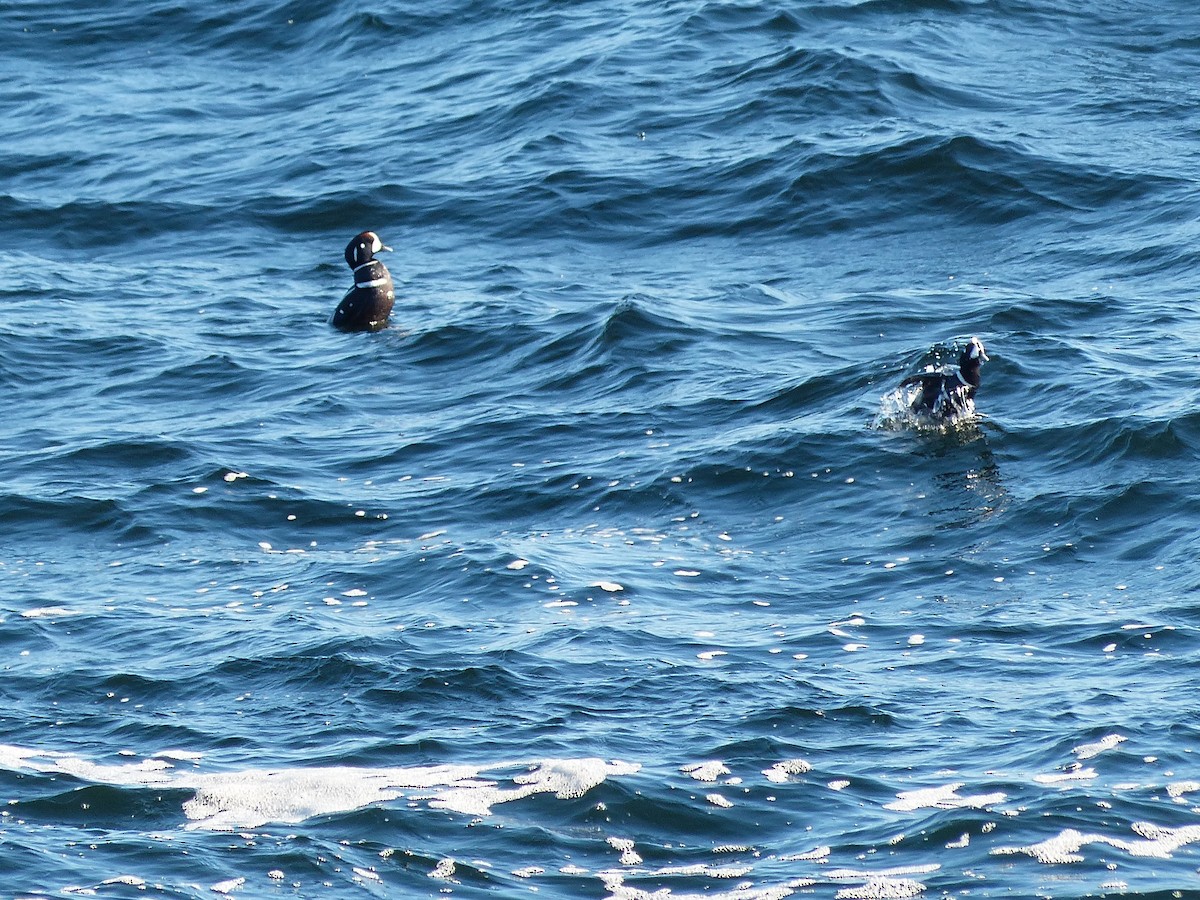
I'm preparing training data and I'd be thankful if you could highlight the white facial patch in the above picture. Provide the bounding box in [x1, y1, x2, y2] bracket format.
[370, 233, 382, 253]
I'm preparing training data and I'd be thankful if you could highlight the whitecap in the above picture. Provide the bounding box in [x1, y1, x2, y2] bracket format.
[1072, 734, 1125, 760]
[763, 759, 812, 783]
[607, 836, 642, 865]
[1167, 780, 1200, 799]
[0, 744, 638, 829]
[885, 783, 1005, 812]
[681, 761, 729, 782]
[428, 858, 455, 880]
[20, 606, 80, 619]
[1034, 767, 1097, 785]
[994, 822, 1200, 864]
[834, 877, 926, 899]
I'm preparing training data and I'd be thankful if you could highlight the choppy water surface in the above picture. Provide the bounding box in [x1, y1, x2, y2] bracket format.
[4, 1, 1200, 897]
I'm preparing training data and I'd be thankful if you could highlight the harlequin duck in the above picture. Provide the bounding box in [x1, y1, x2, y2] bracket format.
[900, 336, 988, 420]
[331, 231, 394, 332]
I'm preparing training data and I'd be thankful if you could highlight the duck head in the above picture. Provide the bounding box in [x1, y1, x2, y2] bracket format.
[958, 336, 988, 386]
[344, 231, 392, 268]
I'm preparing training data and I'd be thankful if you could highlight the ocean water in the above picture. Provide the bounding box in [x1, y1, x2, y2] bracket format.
[4, 0, 1200, 896]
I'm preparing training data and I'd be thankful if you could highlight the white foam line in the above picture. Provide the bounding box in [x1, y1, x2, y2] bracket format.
[599, 868, 812, 900]
[1033, 767, 1097, 785]
[0, 745, 639, 830]
[1072, 734, 1125, 760]
[993, 822, 1200, 864]
[884, 782, 1005, 812]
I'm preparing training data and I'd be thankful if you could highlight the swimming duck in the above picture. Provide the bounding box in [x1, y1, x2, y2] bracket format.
[900, 336, 988, 420]
[331, 231, 394, 332]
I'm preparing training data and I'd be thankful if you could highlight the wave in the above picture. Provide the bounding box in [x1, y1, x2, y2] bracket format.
[4, 0, 1200, 895]
[0, 743, 639, 829]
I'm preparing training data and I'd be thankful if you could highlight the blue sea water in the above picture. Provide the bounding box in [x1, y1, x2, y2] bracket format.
[4, 0, 1200, 896]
